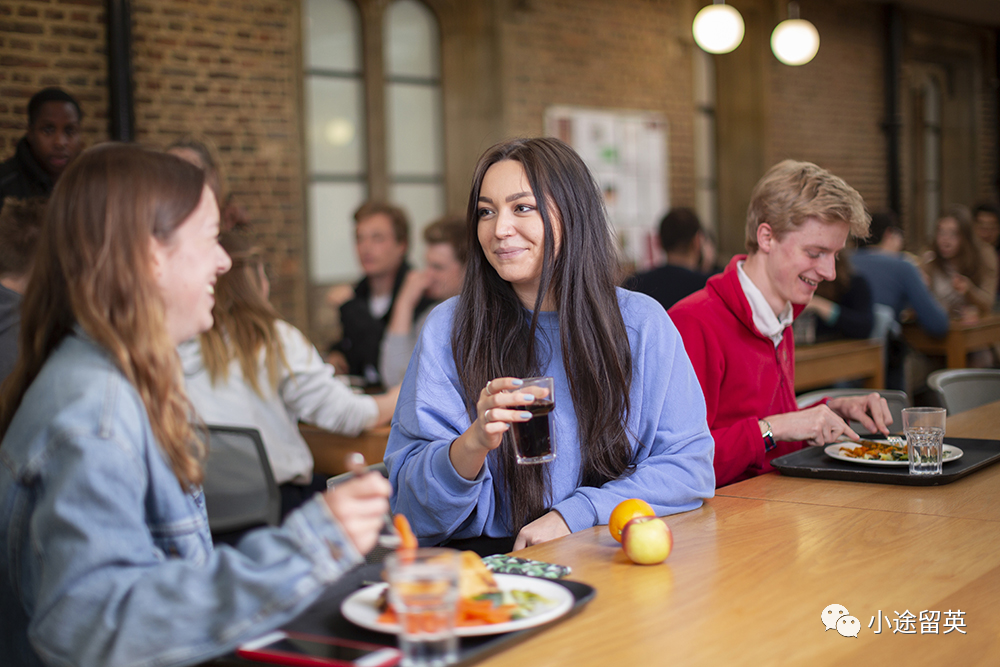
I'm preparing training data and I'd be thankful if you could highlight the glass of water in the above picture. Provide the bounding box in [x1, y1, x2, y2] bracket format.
[385, 547, 460, 667]
[902, 407, 947, 475]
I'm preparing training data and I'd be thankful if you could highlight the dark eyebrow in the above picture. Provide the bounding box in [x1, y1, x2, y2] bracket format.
[477, 195, 494, 205]
[506, 192, 532, 203]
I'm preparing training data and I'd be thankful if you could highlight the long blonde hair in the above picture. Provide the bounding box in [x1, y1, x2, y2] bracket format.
[0, 144, 207, 487]
[199, 231, 287, 396]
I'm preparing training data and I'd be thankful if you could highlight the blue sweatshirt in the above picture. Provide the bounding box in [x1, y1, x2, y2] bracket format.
[851, 249, 950, 338]
[384, 289, 715, 544]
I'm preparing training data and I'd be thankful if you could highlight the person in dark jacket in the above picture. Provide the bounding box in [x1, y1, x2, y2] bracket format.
[625, 207, 711, 311]
[327, 201, 433, 388]
[803, 251, 874, 340]
[0, 88, 83, 213]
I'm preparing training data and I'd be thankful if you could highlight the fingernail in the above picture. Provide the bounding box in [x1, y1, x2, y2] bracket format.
[519, 411, 533, 419]
[511, 379, 524, 386]
[520, 393, 535, 402]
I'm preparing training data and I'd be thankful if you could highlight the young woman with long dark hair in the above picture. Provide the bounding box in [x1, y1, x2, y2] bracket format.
[384, 137, 714, 551]
[0, 144, 390, 666]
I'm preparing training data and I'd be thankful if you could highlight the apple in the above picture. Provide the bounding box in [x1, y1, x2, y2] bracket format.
[621, 516, 673, 565]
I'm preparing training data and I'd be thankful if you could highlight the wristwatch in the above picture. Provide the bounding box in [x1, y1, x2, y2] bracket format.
[759, 419, 776, 452]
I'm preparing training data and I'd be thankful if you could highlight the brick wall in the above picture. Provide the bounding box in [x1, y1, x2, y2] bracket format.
[766, 0, 888, 212]
[0, 0, 108, 158]
[131, 0, 307, 328]
[495, 0, 696, 208]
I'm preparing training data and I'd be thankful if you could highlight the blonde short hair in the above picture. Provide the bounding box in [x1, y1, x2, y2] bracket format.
[745, 160, 870, 253]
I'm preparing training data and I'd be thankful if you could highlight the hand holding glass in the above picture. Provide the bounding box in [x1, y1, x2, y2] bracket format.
[508, 376, 556, 464]
[902, 407, 946, 475]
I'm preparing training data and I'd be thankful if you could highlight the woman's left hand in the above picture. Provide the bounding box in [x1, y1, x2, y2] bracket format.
[826, 393, 892, 437]
[512, 510, 570, 551]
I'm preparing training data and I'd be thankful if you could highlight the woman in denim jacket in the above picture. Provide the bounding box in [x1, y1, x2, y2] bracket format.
[0, 144, 391, 667]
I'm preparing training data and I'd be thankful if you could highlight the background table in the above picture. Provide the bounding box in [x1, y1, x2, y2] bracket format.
[794, 338, 884, 391]
[299, 424, 391, 476]
[473, 400, 1000, 666]
[903, 313, 1000, 368]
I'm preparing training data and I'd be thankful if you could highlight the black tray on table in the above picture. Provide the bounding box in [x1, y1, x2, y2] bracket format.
[212, 562, 595, 667]
[771, 436, 1000, 486]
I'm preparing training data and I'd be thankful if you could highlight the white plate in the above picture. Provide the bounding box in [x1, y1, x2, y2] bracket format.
[341, 573, 574, 637]
[824, 441, 964, 467]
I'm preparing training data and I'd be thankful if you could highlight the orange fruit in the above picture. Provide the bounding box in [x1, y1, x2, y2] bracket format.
[608, 498, 655, 543]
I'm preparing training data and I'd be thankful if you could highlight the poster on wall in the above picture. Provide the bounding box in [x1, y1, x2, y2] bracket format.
[544, 106, 669, 271]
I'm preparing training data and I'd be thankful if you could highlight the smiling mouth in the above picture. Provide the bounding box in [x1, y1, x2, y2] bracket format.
[494, 247, 525, 259]
[800, 276, 819, 288]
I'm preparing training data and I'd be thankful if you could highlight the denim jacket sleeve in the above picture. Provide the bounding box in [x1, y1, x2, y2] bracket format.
[15, 390, 363, 667]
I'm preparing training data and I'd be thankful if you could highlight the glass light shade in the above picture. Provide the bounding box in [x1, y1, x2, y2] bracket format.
[692, 4, 745, 55]
[771, 19, 820, 66]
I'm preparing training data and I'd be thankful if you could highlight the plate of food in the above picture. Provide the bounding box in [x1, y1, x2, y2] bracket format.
[341, 552, 574, 637]
[824, 439, 963, 467]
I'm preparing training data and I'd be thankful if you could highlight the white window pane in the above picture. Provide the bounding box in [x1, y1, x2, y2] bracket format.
[309, 182, 367, 283]
[390, 183, 445, 267]
[385, 0, 439, 79]
[305, 77, 365, 176]
[303, 0, 361, 71]
[387, 83, 443, 177]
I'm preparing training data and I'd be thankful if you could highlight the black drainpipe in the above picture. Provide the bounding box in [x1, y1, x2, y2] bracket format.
[106, 0, 135, 142]
[883, 4, 903, 217]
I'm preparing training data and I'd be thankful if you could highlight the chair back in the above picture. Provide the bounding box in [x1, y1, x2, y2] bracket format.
[927, 369, 1000, 416]
[202, 425, 281, 533]
[795, 388, 909, 435]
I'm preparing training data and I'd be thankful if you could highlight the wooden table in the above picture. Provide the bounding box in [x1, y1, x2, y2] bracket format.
[477, 400, 1000, 666]
[298, 423, 391, 476]
[794, 338, 885, 391]
[903, 313, 1000, 368]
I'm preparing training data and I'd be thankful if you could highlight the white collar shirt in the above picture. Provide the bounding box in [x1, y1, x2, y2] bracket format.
[736, 260, 794, 348]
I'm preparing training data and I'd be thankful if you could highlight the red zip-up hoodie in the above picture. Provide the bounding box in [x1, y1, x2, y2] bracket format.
[670, 256, 808, 486]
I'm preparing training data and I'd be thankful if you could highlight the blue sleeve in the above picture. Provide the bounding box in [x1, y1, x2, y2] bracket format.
[550, 294, 716, 530]
[900, 262, 950, 338]
[26, 427, 362, 666]
[384, 301, 502, 543]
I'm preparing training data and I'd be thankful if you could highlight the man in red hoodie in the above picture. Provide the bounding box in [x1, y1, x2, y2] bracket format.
[670, 160, 892, 487]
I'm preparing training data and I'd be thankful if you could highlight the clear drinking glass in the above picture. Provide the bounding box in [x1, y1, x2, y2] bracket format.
[385, 547, 460, 667]
[902, 407, 946, 475]
[508, 376, 556, 465]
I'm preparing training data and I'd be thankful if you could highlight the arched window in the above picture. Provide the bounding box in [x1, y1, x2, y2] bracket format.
[302, 0, 367, 283]
[384, 0, 445, 259]
[301, 0, 445, 285]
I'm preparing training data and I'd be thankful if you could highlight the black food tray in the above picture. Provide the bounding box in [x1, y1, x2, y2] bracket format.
[771, 436, 1000, 486]
[212, 562, 595, 667]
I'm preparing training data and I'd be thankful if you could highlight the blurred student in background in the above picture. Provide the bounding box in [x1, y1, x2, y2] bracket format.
[801, 252, 874, 340]
[328, 202, 433, 388]
[625, 207, 711, 311]
[167, 137, 248, 232]
[922, 205, 997, 322]
[380, 215, 468, 386]
[0, 198, 45, 384]
[973, 202, 1000, 305]
[0, 88, 83, 212]
[180, 232, 399, 519]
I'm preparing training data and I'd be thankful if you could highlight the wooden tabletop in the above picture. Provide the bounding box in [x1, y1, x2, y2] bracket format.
[903, 313, 1000, 369]
[794, 338, 884, 391]
[477, 400, 1000, 666]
